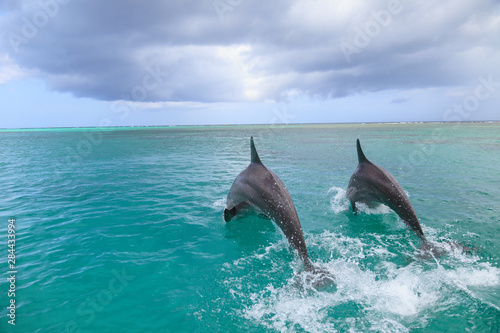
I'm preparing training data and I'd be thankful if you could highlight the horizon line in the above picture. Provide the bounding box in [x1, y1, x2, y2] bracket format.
[0, 120, 498, 132]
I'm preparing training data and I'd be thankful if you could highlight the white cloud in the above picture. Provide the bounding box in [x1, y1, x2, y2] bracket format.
[0, 54, 26, 84]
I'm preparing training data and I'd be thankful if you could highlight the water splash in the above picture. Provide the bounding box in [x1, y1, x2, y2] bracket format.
[327, 186, 350, 214]
[327, 185, 393, 215]
[224, 230, 500, 332]
[355, 202, 393, 215]
[211, 197, 227, 210]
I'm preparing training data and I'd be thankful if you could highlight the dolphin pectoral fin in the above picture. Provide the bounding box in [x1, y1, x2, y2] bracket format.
[224, 208, 237, 222]
[224, 201, 250, 222]
[350, 201, 358, 214]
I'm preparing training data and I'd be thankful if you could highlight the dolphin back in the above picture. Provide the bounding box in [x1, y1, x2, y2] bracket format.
[226, 137, 311, 261]
[348, 139, 426, 242]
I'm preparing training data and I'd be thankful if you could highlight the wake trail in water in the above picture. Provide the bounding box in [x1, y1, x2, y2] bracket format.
[223, 230, 500, 332]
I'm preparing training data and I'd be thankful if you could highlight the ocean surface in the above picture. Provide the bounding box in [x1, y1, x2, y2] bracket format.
[0, 122, 499, 332]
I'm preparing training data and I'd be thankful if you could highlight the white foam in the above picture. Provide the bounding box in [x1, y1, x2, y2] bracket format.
[356, 202, 392, 215]
[240, 260, 442, 331]
[327, 186, 350, 214]
[243, 280, 338, 333]
[327, 185, 394, 215]
[210, 197, 226, 210]
[372, 265, 441, 316]
[444, 262, 500, 312]
[445, 262, 500, 288]
[311, 231, 367, 259]
[227, 239, 288, 269]
[224, 230, 500, 331]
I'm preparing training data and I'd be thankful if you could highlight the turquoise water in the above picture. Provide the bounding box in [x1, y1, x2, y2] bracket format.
[1, 122, 499, 332]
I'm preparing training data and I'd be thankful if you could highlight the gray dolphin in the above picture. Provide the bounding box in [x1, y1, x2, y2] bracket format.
[224, 138, 336, 288]
[347, 139, 426, 242]
[224, 137, 314, 267]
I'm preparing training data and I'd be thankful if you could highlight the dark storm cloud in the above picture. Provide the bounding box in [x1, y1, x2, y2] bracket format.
[1, 0, 499, 103]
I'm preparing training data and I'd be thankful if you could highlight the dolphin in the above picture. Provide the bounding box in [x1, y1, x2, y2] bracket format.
[346, 139, 426, 242]
[224, 137, 332, 282]
[224, 138, 336, 288]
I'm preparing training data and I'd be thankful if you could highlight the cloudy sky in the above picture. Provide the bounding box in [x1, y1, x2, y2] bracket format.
[1, 0, 499, 128]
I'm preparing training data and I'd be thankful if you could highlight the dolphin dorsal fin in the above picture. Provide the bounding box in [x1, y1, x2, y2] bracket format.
[356, 139, 369, 164]
[250, 137, 262, 164]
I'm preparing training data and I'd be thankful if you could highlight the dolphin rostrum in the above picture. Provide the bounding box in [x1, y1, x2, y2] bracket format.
[347, 139, 426, 242]
[224, 137, 317, 271]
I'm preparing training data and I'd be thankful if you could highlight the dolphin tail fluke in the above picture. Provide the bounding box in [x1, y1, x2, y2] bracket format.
[417, 241, 447, 259]
[356, 139, 369, 164]
[250, 137, 262, 164]
[302, 259, 336, 290]
[418, 239, 478, 259]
